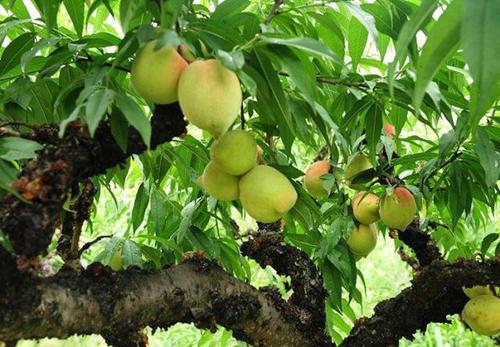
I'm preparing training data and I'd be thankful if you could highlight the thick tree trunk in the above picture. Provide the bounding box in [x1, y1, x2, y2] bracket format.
[0, 259, 317, 347]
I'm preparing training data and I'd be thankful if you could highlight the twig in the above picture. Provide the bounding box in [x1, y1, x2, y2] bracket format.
[78, 234, 113, 256]
[420, 149, 463, 187]
[265, 0, 285, 24]
[0, 128, 22, 138]
[76, 55, 130, 73]
[397, 246, 420, 271]
[278, 71, 370, 90]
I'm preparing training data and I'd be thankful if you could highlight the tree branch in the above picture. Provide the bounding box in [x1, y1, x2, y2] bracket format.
[340, 258, 500, 347]
[0, 259, 318, 347]
[392, 221, 443, 267]
[241, 233, 331, 346]
[0, 103, 186, 258]
[57, 179, 96, 270]
[265, 0, 285, 24]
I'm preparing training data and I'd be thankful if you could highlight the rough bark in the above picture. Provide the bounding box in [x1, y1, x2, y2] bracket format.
[241, 233, 331, 346]
[0, 103, 186, 257]
[396, 221, 443, 267]
[0, 259, 316, 347]
[340, 258, 500, 347]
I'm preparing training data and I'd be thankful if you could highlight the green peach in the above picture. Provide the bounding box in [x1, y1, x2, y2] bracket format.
[239, 165, 297, 223]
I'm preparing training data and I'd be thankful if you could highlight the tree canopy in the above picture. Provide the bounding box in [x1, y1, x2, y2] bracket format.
[0, 0, 499, 346]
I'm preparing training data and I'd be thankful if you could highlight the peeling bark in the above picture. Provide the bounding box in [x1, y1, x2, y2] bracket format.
[0, 260, 315, 347]
[340, 258, 500, 347]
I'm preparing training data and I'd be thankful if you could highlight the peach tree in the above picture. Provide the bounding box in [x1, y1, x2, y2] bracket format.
[0, 0, 499, 346]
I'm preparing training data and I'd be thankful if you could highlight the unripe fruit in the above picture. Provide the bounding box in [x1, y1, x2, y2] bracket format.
[178, 59, 242, 138]
[131, 41, 188, 104]
[210, 129, 257, 176]
[462, 295, 500, 336]
[239, 165, 297, 223]
[352, 191, 380, 224]
[345, 154, 373, 182]
[379, 187, 417, 230]
[463, 286, 495, 299]
[198, 161, 239, 201]
[347, 224, 377, 258]
[384, 123, 396, 138]
[303, 160, 331, 199]
[108, 247, 123, 271]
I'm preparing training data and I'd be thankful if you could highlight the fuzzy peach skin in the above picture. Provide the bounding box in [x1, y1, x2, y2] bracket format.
[379, 187, 417, 230]
[303, 160, 331, 199]
[178, 59, 242, 138]
[352, 191, 380, 224]
[347, 224, 377, 259]
[239, 165, 297, 223]
[131, 41, 188, 104]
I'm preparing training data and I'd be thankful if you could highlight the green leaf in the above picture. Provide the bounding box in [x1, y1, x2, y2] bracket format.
[321, 260, 343, 310]
[85, 88, 115, 136]
[0, 160, 18, 193]
[388, 0, 438, 94]
[259, 36, 342, 66]
[187, 226, 216, 257]
[33, 0, 62, 31]
[481, 233, 499, 255]
[475, 128, 500, 187]
[438, 130, 457, 159]
[211, 0, 249, 21]
[97, 237, 124, 263]
[20, 37, 61, 73]
[109, 108, 129, 152]
[348, 17, 368, 71]
[0, 19, 33, 45]
[414, 0, 463, 110]
[216, 50, 244, 71]
[135, 235, 183, 255]
[272, 47, 316, 107]
[462, 0, 500, 129]
[0, 32, 34, 77]
[448, 163, 467, 227]
[252, 49, 294, 151]
[365, 103, 383, 164]
[343, 2, 378, 44]
[131, 183, 149, 232]
[115, 94, 151, 147]
[63, 0, 85, 37]
[121, 239, 143, 268]
[0, 137, 42, 161]
[119, 0, 147, 32]
[30, 79, 61, 123]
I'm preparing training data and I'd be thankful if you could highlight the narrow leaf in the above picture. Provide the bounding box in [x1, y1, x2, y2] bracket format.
[414, 0, 463, 110]
[388, 0, 438, 94]
[462, 0, 500, 129]
[115, 94, 151, 147]
[85, 88, 115, 136]
[63, 0, 85, 38]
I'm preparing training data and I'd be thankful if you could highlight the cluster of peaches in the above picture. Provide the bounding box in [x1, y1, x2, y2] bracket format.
[131, 41, 297, 223]
[303, 146, 417, 260]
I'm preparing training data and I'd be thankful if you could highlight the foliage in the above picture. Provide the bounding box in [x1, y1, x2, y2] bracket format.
[0, 0, 499, 345]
